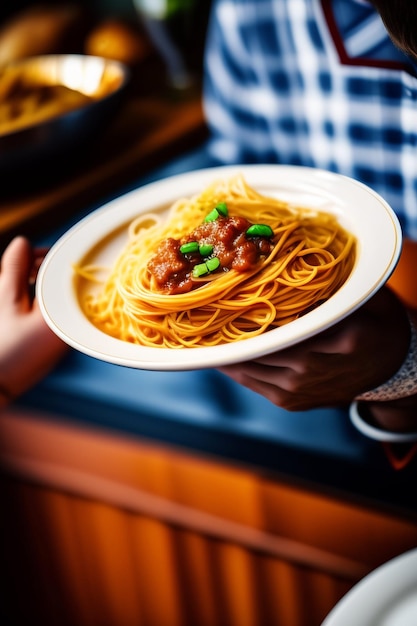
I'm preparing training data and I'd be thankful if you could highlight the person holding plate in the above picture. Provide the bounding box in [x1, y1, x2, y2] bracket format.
[1, 0, 417, 470]
[203, 0, 417, 460]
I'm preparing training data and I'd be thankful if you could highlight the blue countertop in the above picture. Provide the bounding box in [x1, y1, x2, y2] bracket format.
[17, 347, 416, 515]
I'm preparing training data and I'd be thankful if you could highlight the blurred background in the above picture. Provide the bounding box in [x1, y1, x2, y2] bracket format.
[1, 3, 417, 626]
[0, 0, 212, 245]
[0, 0, 212, 80]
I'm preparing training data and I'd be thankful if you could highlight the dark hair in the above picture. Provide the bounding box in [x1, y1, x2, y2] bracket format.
[371, 0, 417, 59]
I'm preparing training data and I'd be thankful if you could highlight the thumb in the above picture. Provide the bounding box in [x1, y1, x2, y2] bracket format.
[0, 237, 33, 309]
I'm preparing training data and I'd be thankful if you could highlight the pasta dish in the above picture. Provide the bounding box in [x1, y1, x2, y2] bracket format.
[0, 66, 93, 136]
[74, 175, 356, 348]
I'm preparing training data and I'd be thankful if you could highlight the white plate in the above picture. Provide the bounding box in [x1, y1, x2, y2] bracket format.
[322, 548, 417, 626]
[37, 164, 402, 370]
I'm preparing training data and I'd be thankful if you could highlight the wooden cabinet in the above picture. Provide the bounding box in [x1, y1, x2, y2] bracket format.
[1, 408, 417, 626]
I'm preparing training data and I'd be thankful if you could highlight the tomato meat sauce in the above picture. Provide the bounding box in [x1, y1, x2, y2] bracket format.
[147, 214, 275, 294]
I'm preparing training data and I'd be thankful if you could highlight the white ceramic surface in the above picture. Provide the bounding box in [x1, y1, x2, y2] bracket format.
[322, 548, 417, 626]
[37, 164, 402, 370]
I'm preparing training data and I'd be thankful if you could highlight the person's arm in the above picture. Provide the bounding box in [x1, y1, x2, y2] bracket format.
[348, 305, 417, 468]
[0, 236, 68, 407]
[351, 308, 417, 436]
[349, 237, 417, 439]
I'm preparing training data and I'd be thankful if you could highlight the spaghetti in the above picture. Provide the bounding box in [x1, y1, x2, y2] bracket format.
[74, 176, 356, 348]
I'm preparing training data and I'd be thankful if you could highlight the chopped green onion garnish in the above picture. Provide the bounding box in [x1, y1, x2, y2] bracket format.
[199, 243, 213, 256]
[204, 202, 228, 222]
[215, 202, 228, 216]
[192, 262, 209, 277]
[192, 257, 221, 278]
[246, 224, 274, 237]
[204, 208, 220, 222]
[206, 257, 220, 272]
[180, 241, 199, 254]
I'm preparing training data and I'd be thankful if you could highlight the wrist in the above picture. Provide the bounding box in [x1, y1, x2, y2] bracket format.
[350, 400, 417, 442]
[350, 310, 417, 441]
[355, 312, 417, 402]
[366, 394, 417, 430]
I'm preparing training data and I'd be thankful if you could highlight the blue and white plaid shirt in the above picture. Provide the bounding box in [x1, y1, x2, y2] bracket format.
[203, 0, 417, 239]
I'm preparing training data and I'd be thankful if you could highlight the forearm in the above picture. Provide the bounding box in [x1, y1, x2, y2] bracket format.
[350, 303, 417, 441]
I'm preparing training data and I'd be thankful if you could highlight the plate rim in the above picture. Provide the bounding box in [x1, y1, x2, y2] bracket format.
[37, 164, 403, 370]
[321, 548, 417, 625]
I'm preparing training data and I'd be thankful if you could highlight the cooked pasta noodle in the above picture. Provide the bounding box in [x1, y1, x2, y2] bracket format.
[74, 176, 356, 348]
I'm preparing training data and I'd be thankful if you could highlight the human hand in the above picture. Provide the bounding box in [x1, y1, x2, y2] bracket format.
[218, 287, 411, 411]
[0, 236, 68, 407]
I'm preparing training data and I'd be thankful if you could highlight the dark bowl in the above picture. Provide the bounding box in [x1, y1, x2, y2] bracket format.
[0, 54, 130, 176]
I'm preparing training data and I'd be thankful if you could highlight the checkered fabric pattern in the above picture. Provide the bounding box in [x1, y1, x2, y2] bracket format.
[203, 0, 417, 239]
